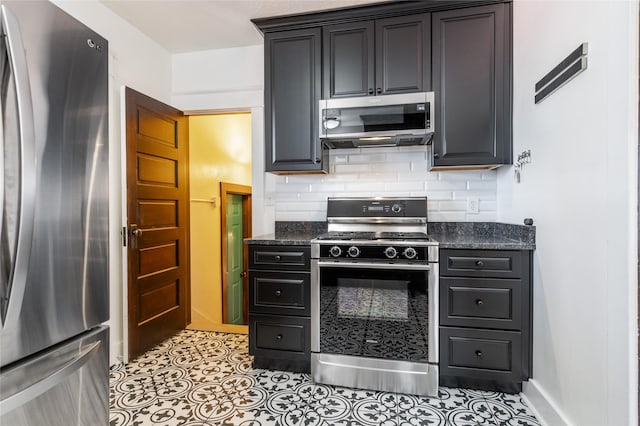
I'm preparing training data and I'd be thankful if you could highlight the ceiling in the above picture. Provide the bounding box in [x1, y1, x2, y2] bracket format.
[100, 0, 390, 53]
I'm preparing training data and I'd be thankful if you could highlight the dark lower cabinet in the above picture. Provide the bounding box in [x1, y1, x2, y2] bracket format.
[431, 3, 512, 170]
[439, 249, 532, 393]
[264, 29, 327, 174]
[248, 245, 311, 372]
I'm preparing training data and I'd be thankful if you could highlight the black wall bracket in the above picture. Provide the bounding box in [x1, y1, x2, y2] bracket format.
[534, 43, 588, 104]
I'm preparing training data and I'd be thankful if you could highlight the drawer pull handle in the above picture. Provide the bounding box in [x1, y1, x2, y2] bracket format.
[276, 334, 283, 340]
[475, 260, 484, 267]
[275, 255, 281, 261]
[475, 299, 484, 306]
[275, 290, 282, 297]
[475, 350, 483, 358]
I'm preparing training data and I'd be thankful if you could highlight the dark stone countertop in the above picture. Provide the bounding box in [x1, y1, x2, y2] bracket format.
[428, 222, 536, 250]
[244, 222, 327, 246]
[245, 221, 535, 250]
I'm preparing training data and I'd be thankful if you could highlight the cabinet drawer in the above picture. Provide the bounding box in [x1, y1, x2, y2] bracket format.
[440, 327, 523, 382]
[440, 249, 522, 278]
[249, 314, 310, 357]
[249, 246, 310, 271]
[249, 271, 310, 316]
[440, 277, 522, 330]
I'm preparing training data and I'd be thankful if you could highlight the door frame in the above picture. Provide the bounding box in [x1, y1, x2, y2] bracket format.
[220, 182, 252, 325]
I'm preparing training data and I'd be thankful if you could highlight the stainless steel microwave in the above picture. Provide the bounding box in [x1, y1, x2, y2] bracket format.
[319, 92, 435, 148]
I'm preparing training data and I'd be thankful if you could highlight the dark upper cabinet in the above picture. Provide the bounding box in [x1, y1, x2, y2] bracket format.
[431, 3, 512, 170]
[323, 21, 374, 98]
[264, 28, 327, 173]
[323, 14, 430, 99]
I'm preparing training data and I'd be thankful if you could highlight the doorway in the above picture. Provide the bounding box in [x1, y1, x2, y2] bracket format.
[220, 183, 252, 325]
[187, 113, 252, 333]
[123, 94, 252, 360]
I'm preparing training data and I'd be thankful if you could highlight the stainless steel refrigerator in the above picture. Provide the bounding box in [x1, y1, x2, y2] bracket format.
[0, 1, 109, 424]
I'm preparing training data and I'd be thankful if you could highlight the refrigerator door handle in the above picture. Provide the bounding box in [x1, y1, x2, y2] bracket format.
[0, 5, 36, 329]
[0, 340, 101, 414]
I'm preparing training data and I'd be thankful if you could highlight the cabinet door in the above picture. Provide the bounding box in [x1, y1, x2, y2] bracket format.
[431, 4, 512, 168]
[323, 21, 375, 99]
[265, 28, 325, 173]
[376, 14, 430, 95]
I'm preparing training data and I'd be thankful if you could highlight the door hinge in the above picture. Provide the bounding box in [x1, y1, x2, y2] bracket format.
[122, 227, 127, 247]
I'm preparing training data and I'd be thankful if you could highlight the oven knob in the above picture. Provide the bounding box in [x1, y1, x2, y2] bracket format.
[391, 204, 402, 213]
[329, 246, 342, 257]
[384, 246, 397, 259]
[347, 246, 360, 258]
[403, 247, 417, 260]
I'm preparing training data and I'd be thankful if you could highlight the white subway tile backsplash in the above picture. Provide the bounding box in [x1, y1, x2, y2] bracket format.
[397, 171, 438, 181]
[349, 153, 386, 164]
[344, 181, 389, 192]
[468, 181, 497, 191]
[426, 191, 454, 200]
[437, 171, 485, 181]
[277, 211, 327, 221]
[481, 171, 498, 180]
[479, 201, 497, 211]
[426, 181, 468, 191]
[386, 150, 426, 163]
[453, 190, 496, 201]
[427, 211, 467, 221]
[275, 183, 312, 193]
[410, 160, 429, 171]
[334, 163, 371, 174]
[332, 154, 349, 164]
[469, 211, 497, 221]
[438, 201, 467, 211]
[384, 181, 424, 192]
[273, 147, 497, 222]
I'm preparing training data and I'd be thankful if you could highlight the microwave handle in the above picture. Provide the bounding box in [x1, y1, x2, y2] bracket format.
[426, 91, 435, 133]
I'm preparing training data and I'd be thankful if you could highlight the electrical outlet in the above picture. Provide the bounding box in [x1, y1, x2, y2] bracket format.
[467, 197, 479, 214]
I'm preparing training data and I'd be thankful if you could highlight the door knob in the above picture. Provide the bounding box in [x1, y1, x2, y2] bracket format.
[129, 224, 142, 249]
[240, 271, 247, 278]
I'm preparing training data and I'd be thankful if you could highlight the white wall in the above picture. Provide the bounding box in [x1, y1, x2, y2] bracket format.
[497, 1, 638, 425]
[171, 45, 277, 237]
[51, 0, 172, 366]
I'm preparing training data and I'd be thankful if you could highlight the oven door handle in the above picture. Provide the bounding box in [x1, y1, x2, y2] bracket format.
[316, 260, 430, 271]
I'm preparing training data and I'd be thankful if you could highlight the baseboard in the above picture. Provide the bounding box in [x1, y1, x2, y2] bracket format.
[522, 379, 572, 426]
[188, 323, 248, 335]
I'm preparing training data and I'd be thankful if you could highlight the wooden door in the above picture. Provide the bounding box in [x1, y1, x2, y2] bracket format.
[226, 194, 244, 324]
[125, 87, 190, 360]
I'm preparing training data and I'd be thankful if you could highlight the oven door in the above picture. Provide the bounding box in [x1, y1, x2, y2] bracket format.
[311, 260, 438, 365]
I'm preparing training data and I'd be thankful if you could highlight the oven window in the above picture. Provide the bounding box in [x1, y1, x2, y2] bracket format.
[319, 266, 429, 362]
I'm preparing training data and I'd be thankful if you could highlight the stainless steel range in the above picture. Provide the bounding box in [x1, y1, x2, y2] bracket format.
[311, 197, 439, 396]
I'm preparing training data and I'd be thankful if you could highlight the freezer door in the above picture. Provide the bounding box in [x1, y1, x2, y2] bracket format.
[0, 0, 109, 366]
[0, 326, 109, 425]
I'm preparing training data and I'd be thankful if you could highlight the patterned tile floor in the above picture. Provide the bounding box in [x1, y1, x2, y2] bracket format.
[109, 330, 540, 426]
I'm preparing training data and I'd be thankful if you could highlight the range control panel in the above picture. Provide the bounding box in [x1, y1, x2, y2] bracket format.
[327, 197, 428, 219]
[318, 243, 430, 261]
